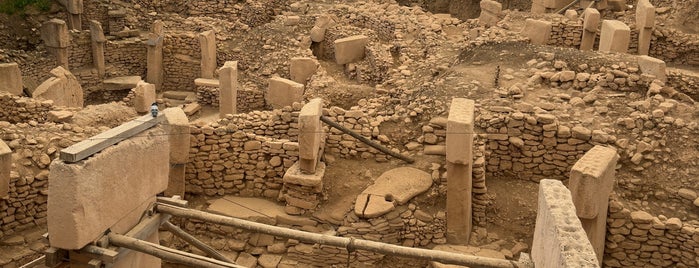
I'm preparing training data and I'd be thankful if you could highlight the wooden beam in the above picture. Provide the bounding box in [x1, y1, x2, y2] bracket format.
[320, 116, 415, 163]
[108, 212, 171, 264]
[157, 196, 189, 207]
[79, 245, 118, 263]
[19, 256, 45, 268]
[60, 114, 159, 162]
[157, 204, 531, 268]
[162, 221, 231, 262]
[108, 233, 244, 268]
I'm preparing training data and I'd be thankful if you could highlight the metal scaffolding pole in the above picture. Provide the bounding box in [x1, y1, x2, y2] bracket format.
[156, 203, 532, 268]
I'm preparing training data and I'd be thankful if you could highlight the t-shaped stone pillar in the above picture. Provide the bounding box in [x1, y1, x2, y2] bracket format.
[446, 98, 475, 244]
[0, 140, 11, 198]
[88, 20, 106, 77]
[598, 20, 630, 53]
[635, 0, 655, 55]
[580, 8, 600, 51]
[161, 108, 190, 197]
[298, 98, 324, 174]
[41, 19, 70, 69]
[569, 145, 619, 265]
[199, 30, 217, 79]
[0, 62, 23, 95]
[218, 61, 238, 117]
[146, 20, 165, 91]
[66, 0, 83, 30]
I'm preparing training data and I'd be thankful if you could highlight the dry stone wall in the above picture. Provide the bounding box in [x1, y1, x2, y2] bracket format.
[104, 38, 148, 77]
[0, 121, 99, 236]
[195, 84, 265, 113]
[67, 31, 93, 71]
[0, 92, 53, 124]
[163, 32, 201, 92]
[604, 198, 699, 268]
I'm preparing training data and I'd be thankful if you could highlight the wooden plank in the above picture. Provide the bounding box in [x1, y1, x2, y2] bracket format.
[19, 255, 45, 268]
[157, 196, 189, 207]
[60, 114, 159, 162]
[79, 245, 118, 263]
[110, 213, 171, 264]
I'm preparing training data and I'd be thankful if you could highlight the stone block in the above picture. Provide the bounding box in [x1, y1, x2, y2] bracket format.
[478, 0, 502, 27]
[531, 180, 599, 268]
[266, 77, 304, 109]
[199, 30, 217, 79]
[133, 81, 156, 113]
[446, 98, 475, 164]
[194, 78, 219, 87]
[219, 61, 238, 117]
[570, 145, 618, 218]
[637, 56, 666, 82]
[290, 57, 319, 84]
[310, 15, 334, 42]
[635, 0, 655, 29]
[48, 128, 169, 249]
[66, 0, 83, 14]
[165, 164, 186, 198]
[583, 8, 600, 32]
[334, 35, 368, 65]
[598, 20, 630, 53]
[0, 62, 23, 95]
[161, 108, 190, 164]
[41, 19, 70, 48]
[298, 98, 323, 173]
[32, 66, 84, 108]
[283, 161, 325, 189]
[564, 10, 578, 20]
[0, 141, 10, 198]
[523, 19, 552, 45]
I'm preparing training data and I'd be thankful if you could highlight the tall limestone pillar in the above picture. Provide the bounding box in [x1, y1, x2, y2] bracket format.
[446, 98, 475, 244]
[146, 21, 165, 91]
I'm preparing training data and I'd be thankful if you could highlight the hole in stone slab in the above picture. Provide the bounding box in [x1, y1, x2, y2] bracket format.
[384, 194, 394, 202]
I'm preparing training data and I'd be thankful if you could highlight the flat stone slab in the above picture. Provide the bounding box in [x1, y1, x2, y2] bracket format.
[163, 91, 196, 100]
[283, 161, 325, 189]
[103, 76, 143, 91]
[208, 196, 314, 226]
[194, 78, 219, 87]
[354, 167, 432, 218]
[431, 245, 506, 267]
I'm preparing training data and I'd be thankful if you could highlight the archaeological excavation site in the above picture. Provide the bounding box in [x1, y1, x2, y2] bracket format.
[0, 0, 697, 267]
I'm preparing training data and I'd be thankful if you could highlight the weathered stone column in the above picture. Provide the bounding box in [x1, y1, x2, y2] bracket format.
[161, 108, 190, 197]
[599, 20, 630, 53]
[134, 81, 156, 113]
[146, 20, 165, 91]
[569, 145, 619, 265]
[0, 62, 23, 95]
[266, 77, 304, 109]
[0, 140, 11, 198]
[478, 0, 502, 27]
[88, 20, 106, 77]
[66, 0, 83, 30]
[532, 180, 599, 268]
[580, 8, 600, 51]
[199, 30, 216, 79]
[636, 0, 655, 55]
[637, 55, 667, 82]
[41, 19, 70, 69]
[290, 57, 319, 84]
[218, 61, 238, 117]
[299, 98, 323, 173]
[523, 19, 552, 45]
[446, 98, 475, 244]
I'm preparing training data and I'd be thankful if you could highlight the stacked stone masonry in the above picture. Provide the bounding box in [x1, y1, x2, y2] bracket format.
[0, 121, 100, 236]
[0, 92, 54, 124]
[604, 198, 699, 268]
